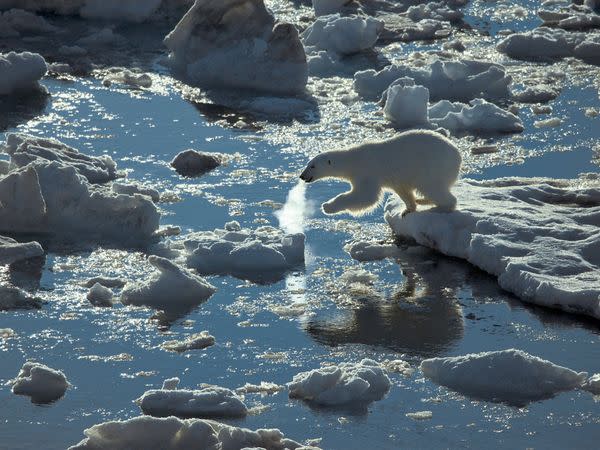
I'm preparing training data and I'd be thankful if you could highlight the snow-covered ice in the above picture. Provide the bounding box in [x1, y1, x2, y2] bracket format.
[10, 361, 69, 404]
[68, 415, 303, 450]
[183, 221, 305, 283]
[582, 374, 600, 395]
[136, 384, 247, 418]
[0, 8, 58, 36]
[161, 331, 215, 352]
[288, 359, 391, 407]
[0, 235, 43, 266]
[420, 349, 587, 405]
[354, 59, 511, 101]
[0, 284, 41, 310]
[86, 283, 113, 307]
[0, 52, 47, 95]
[313, 0, 350, 16]
[385, 178, 600, 318]
[170, 149, 221, 178]
[121, 256, 216, 310]
[102, 70, 152, 89]
[163, 0, 308, 94]
[112, 182, 160, 203]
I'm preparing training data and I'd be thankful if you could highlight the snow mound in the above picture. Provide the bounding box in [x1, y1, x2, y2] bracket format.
[161, 331, 215, 352]
[69, 415, 303, 450]
[164, 0, 308, 95]
[421, 349, 587, 405]
[10, 361, 69, 404]
[0, 284, 41, 310]
[136, 385, 247, 418]
[87, 283, 113, 307]
[385, 178, 600, 319]
[4, 133, 117, 183]
[354, 59, 511, 101]
[288, 359, 391, 407]
[0, 8, 59, 36]
[170, 149, 221, 177]
[121, 256, 215, 310]
[407, 1, 463, 22]
[0, 51, 47, 95]
[183, 221, 305, 283]
[0, 235, 43, 265]
[302, 14, 383, 55]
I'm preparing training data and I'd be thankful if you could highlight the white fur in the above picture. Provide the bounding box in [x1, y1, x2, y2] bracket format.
[300, 130, 462, 216]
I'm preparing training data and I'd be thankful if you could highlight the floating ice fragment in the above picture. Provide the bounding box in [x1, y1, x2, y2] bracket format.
[10, 361, 69, 404]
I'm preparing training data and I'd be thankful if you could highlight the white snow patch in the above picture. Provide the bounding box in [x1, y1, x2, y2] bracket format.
[421, 349, 587, 405]
[0, 51, 47, 95]
[102, 70, 152, 89]
[10, 361, 69, 403]
[288, 359, 391, 407]
[385, 178, 600, 319]
[121, 256, 216, 310]
[161, 331, 215, 352]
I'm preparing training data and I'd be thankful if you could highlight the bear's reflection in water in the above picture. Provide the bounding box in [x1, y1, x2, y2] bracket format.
[305, 245, 504, 357]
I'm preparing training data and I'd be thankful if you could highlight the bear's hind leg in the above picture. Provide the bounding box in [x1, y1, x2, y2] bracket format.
[418, 184, 457, 212]
[322, 179, 382, 216]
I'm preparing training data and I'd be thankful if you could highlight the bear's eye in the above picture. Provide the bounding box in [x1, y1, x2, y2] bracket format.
[328, 160, 331, 165]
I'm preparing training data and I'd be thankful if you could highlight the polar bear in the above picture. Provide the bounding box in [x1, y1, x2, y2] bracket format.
[299, 130, 461, 216]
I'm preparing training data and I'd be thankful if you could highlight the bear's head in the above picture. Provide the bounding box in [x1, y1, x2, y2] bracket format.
[299, 152, 340, 183]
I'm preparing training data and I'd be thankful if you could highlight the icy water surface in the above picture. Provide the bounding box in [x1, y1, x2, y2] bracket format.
[1, 2, 600, 449]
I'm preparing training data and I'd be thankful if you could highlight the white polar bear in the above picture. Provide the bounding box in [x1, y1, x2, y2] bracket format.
[299, 129, 461, 216]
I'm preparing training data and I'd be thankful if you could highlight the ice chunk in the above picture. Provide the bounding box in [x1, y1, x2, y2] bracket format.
[497, 27, 586, 61]
[302, 14, 383, 55]
[236, 381, 285, 395]
[136, 385, 247, 418]
[112, 182, 160, 202]
[183, 221, 305, 283]
[161, 331, 215, 352]
[82, 276, 125, 289]
[4, 133, 117, 183]
[0, 235, 44, 265]
[170, 149, 221, 177]
[164, 0, 308, 95]
[87, 283, 113, 307]
[355, 59, 511, 101]
[288, 359, 391, 407]
[0, 51, 47, 95]
[10, 361, 69, 404]
[420, 349, 587, 405]
[121, 256, 216, 310]
[385, 178, 600, 319]
[162, 377, 180, 390]
[582, 374, 600, 395]
[0, 8, 58, 34]
[313, 0, 350, 16]
[68, 415, 303, 450]
[102, 70, 152, 89]
[383, 79, 430, 128]
[511, 85, 559, 103]
[0, 284, 41, 310]
[407, 1, 463, 22]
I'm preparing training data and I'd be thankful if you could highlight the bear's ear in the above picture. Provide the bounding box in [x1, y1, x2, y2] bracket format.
[328, 159, 331, 165]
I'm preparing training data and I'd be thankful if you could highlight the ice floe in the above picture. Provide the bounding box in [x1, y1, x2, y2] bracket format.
[420, 349, 587, 405]
[164, 0, 308, 95]
[86, 283, 114, 307]
[0, 134, 159, 245]
[0, 284, 41, 310]
[354, 59, 511, 101]
[0, 51, 47, 95]
[582, 373, 600, 395]
[182, 221, 305, 283]
[288, 359, 391, 407]
[69, 415, 304, 450]
[170, 149, 221, 178]
[161, 331, 215, 352]
[0, 235, 43, 265]
[102, 70, 152, 89]
[112, 182, 160, 203]
[121, 256, 216, 310]
[0, 8, 58, 36]
[10, 361, 69, 404]
[385, 178, 600, 319]
[136, 384, 247, 418]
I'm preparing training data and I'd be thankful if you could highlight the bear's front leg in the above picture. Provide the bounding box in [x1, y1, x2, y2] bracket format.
[322, 180, 382, 216]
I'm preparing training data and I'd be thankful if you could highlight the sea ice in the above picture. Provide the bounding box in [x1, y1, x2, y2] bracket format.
[421, 349, 587, 405]
[161, 331, 215, 352]
[0, 235, 44, 266]
[0, 8, 58, 36]
[313, 0, 350, 16]
[288, 359, 391, 407]
[0, 51, 47, 95]
[112, 182, 160, 203]
[385, 178, 600, 319]
[136, 385, 247, 418]
[68, 415, 303, 450]
[164, 0, 308, 95]
[86, 283, 113, 307]
[0, 284, 41, 310]
[582, 374, 600, 395]
[102, 70, 152, 89]
[121, 256, 216, 310]
[170, 149, 221, 177]
[10, 361, 69, 404]
[183, 221, 305, 282]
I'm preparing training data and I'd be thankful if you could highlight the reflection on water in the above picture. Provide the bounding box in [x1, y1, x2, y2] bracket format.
[0, 88, 49, 132]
